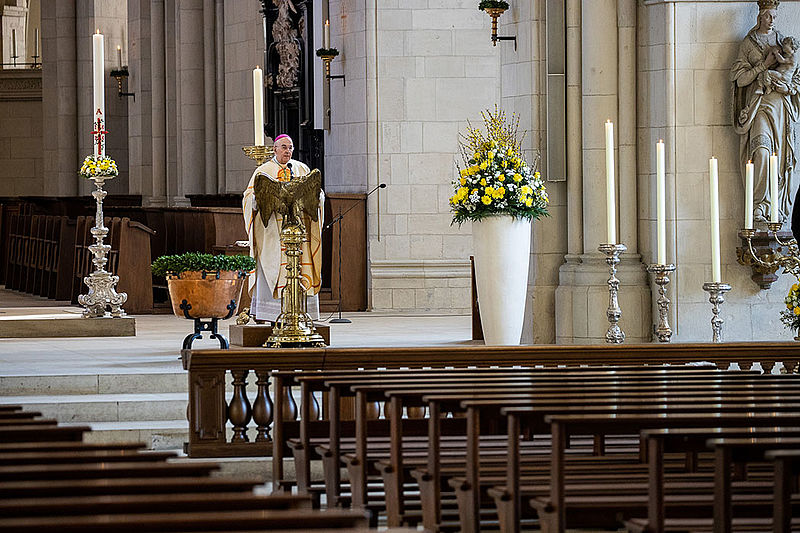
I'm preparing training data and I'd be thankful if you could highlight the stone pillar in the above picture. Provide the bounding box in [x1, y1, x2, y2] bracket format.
[174, 2, 204, 202]
[555, 0, 650, 344]
[42, 0, 78, 195]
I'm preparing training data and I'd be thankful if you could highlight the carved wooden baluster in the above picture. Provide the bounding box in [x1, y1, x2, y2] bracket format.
[739, 361, 753, 371]
[308, 391, 321, 421]
[761, 361, 775, 374]
[717, 361, 731, 371]
[228, 369, 252, 442]
[366, 401, 381, 420]
[782, 360, 799, 374]
[252, 369, 273, 442]
[283, 382, 298, 421]
[407, 405, 426, 418]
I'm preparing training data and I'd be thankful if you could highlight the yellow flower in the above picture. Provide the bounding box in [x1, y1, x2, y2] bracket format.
[480, 161, 488, 170]
[513, 173, 522, 182]
[481, 195, 492, 205]
[460, 178, 466, 186]
[474, 152, 480, 160]
[471, 188, 478, 194]
[485, 186, 495, 196]
[525, 197, 533, 207]
[459, 169, 467, 178]
[487, 151, 495, 160]
[498, 174, 505, 182]
[492, 187, 505, 199]
[521, 185, 533, 195]
[501, 160, 508, 168]
[795, 307, 800, 316]
[480, 178, 487, 186]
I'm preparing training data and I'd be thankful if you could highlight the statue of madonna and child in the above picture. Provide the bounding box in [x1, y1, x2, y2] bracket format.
[731, 0, 799, 228]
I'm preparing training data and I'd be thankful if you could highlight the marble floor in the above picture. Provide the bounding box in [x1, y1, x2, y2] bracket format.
[0, 287, 474, 377]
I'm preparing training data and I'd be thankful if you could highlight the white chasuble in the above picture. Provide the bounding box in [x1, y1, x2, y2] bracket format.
[242, 158, 323, 322]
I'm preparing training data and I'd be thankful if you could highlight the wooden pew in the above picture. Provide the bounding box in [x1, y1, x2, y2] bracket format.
[0, 424, 91, 443]
[282, 364, 780, 524]
[347, 375, 800, 531]
[766, 448, 800, 533]
[283, 367, 731, 502]
[519, 410, 800, 533]
[0, 508, 371, 532]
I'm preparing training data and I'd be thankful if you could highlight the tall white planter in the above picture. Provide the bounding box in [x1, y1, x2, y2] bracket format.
[472, 215, 532, 345]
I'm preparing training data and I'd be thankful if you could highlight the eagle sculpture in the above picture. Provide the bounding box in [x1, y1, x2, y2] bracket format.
[253, 168, 322, 230]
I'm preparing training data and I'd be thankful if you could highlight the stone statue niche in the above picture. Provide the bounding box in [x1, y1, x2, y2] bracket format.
[731, 0, 799, 227]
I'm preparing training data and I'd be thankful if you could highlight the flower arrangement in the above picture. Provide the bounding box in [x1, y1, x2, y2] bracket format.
[478, 0, 509, 10]
[449, 107, 548, 225]
[79, 154, 119, 179]
[781, 281, 800, 334]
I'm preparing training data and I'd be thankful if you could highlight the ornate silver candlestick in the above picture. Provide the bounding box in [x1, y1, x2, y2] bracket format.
[702, 282, 731, 343]
[647, 263, 676, 342]
[598, 243, 627, 344]
[78, 175, 128, 318]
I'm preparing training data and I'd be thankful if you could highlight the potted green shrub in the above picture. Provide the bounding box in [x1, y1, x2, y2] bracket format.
[151, 253, 256, 349]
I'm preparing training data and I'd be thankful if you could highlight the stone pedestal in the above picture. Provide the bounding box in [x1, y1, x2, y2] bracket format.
[0, 316, 135, 338]
[229, 323, 331, 347]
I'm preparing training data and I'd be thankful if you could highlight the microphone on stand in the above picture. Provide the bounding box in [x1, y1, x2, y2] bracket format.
[324, 183, 386, 231]
[287, 162, 293, 177]
[326, 183, 387, 323]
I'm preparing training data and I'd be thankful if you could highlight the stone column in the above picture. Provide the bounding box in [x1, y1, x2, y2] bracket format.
[555, 0, 650, 344]
[41, 0, 78, 195]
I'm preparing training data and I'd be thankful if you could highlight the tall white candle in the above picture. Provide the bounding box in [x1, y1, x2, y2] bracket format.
[324, 20, 330, 49]
[745, 160, 754, 230]
[656, 140, 666, 265]
[117, 45, 122, 69]
[709, 157, 721, 283]
[605, 120, 616, 244]
[33, 28, 38, 58]
[770, 152, 779, 224]
[92, 30, 105, 156]
[11, 28, 16, 57]
[252, 66, 264, 146]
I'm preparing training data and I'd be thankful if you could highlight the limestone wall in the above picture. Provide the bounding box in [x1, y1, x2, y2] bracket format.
[325, 0, 503, 314]
[639, 1, 800, 341]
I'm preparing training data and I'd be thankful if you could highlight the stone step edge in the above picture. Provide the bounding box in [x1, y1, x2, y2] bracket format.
[0, 373, 188, 395]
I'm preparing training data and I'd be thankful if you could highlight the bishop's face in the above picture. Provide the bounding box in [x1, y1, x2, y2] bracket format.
[275, 139, 294, 165]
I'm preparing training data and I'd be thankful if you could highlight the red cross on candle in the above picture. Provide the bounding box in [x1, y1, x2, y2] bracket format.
[91, 109, 107, 157]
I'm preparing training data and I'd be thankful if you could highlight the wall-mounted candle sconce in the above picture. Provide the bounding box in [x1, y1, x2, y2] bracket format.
[317, 48, 345, 86]
[110, 46, 134, 100]
[480, 1, 517, 50]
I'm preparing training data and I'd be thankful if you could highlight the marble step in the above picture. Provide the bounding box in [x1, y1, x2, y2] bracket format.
[0, 372, 187, 395]
[62, 420, 190, 451]
[3, 393, 187, 422]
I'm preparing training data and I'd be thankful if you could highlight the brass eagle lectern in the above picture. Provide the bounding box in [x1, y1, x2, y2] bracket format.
[254, 169, 326, 347]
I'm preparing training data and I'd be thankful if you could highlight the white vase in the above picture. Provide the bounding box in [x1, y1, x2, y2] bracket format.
[471, 215, 532, 345]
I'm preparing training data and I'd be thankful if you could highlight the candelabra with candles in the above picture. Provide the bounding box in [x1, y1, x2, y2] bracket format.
[78, 110, 127, 318]
[598, 243, 626, 344]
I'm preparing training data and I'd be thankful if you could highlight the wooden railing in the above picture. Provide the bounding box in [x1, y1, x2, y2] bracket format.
[180, 343, 800, 458]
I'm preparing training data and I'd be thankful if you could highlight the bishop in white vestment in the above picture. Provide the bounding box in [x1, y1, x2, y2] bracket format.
[242, 135, 323, 322]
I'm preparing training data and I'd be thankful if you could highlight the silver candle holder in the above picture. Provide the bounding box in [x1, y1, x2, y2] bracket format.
[702, 281, 731, 343]
[646, 263, 676, 343]
[598, 243, 627, 344]
[78, 175, 128, 318]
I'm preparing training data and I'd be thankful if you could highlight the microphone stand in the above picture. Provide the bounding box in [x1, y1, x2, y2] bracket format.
[324, 183, 385, 324]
